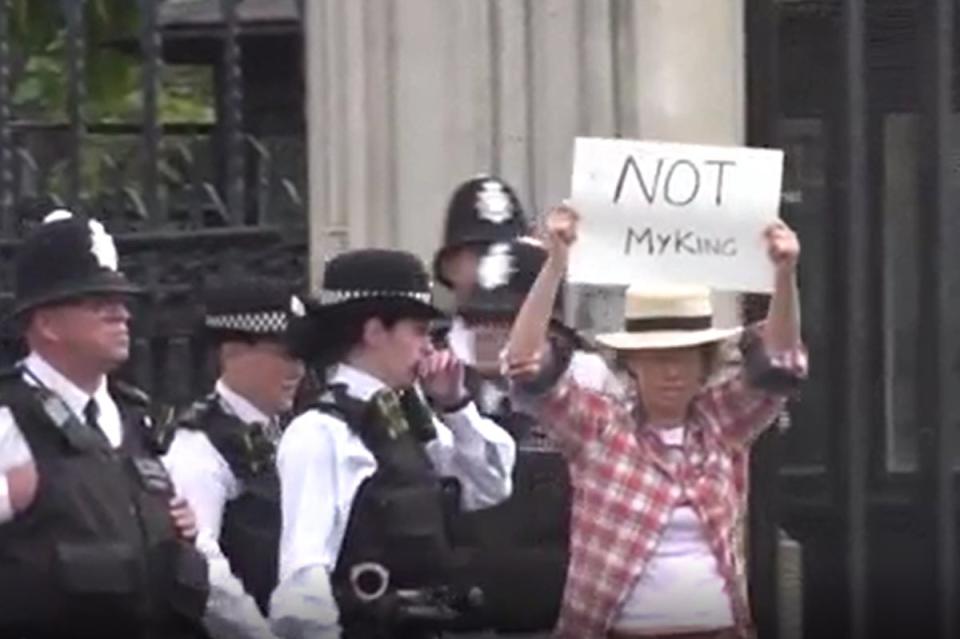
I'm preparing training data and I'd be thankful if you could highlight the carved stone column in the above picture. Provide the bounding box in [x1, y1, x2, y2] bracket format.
[304, 0, 747, 329]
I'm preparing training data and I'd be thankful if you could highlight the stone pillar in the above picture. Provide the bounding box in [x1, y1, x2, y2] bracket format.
[303, 0, 325, 291]
[303, 0, 747, 326]
[625, 0, 747, 328]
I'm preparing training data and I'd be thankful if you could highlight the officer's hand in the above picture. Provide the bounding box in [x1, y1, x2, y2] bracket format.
[7, 462, 38, 513]
[419, 349, 468, 411]
[169, 495, 198, 542]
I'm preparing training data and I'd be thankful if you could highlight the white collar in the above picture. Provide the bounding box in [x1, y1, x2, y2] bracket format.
[23, 352, 108, 419]
[215, 379, 271, 425]
[330, 363, 390, 402]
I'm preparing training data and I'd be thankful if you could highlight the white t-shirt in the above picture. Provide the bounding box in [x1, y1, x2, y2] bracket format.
[612, 426, 734, 632]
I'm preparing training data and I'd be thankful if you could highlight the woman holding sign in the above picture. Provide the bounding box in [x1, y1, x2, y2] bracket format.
[502, 205, 806, 639]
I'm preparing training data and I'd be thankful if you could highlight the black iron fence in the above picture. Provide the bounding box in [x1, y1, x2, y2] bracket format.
[747, 1, 958, 637]
[0, 0, 308, 407]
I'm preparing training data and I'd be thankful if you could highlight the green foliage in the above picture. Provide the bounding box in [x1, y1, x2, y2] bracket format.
[10, 0, 213, 123]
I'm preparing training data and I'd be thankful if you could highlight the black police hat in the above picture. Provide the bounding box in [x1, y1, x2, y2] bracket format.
[459, 238, 565, 323]
[13, 210, 142, 317]
[318, 249, 441, 317]
[290, 249, 444, 359]
[432, 176, 529, 288]
[201, 275, 308, 345]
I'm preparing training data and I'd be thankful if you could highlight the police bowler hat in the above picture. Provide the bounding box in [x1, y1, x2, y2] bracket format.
[290, 249, 444, 360]
[201, 275, 308, 348]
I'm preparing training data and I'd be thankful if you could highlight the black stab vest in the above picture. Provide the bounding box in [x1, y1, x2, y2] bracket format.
[176, 394, 281, 615]
[454, 365, 572, 633]
[313, 387, 459, 611]
[0, 371, 209, 639]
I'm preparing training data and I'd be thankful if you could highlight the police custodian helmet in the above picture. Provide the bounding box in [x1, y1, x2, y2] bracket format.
[13, 209, 142, 317]
[432, 176, 529, 288]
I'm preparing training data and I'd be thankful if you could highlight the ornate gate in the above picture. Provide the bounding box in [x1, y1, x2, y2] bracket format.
[0, 0, 308, 407]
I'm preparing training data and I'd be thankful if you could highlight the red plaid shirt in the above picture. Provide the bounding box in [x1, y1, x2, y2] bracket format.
[517, 330, 808, 639]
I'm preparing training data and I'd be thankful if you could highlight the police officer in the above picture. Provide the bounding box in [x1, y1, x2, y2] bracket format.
[448, 237, 619, 632]
[433, 177, 612, 397]
[456, 238, 615, 439]
[430, 180, 614, 633]
[0, 210, 209, 639]
[269, 249, 516, 639]
[163, 277, 308, 639]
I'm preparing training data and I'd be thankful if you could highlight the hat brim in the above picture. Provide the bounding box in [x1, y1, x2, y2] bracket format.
[201, 325, 291, 346]
[595, 326, 742, 351]
[286, 295, 445, 361]
[432, 240, 493, 289]
[458, 292, 525, 320]
[12, 274, 144, 318]
[318, 296, 443, 320]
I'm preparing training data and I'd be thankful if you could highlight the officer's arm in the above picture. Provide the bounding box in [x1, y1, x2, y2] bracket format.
[270, 411, 341, 638]
[427, 405, 516, 510]
[0, 407, 36, 523]
[163, 430, 279, 639]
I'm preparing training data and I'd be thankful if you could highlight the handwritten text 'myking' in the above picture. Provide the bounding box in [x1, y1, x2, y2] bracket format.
[624, 226, 738, 257]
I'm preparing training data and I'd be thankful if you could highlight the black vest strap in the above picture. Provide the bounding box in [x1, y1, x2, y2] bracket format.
[0, 369, 111, 456]
[177, 394, 277, 481]
[312, 383, 439, 447]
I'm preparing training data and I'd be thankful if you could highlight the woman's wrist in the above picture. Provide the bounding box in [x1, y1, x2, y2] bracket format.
[544, 252, 567, 278]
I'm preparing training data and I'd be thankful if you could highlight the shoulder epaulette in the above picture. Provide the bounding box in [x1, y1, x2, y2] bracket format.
[175, 393, 221, 430]
[307, 383, 366, 426]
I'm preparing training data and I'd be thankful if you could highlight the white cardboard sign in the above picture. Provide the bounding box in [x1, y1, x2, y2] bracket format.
[568, 137, 784, 293]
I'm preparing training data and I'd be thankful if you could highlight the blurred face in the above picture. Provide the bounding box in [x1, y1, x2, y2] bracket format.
[33, 295, 132, 372]
[624, 346, 706, 422]
[366, 318, 432, 389]
[463, 316, 511, 376]
[440, 247, 480, 305]
[222, 339, 305, 415]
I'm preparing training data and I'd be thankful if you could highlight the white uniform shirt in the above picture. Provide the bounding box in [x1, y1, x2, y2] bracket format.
[612, 426, 734, 632]
[0, 352, 124, 523]
[162, 380, 281, 639]
[269, 364, 517, 639]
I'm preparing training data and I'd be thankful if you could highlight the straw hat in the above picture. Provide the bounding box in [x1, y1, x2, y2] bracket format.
[595, 285, 741, 351]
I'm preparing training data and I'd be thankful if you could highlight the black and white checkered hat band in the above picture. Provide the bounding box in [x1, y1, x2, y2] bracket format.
[205, 311, 288, 334]
[319, 289, 432, 305]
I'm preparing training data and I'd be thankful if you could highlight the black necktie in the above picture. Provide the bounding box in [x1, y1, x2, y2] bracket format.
[83, 399, 106, 441]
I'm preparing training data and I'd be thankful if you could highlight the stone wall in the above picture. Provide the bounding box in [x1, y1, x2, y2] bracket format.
[304, 0, 746, 330]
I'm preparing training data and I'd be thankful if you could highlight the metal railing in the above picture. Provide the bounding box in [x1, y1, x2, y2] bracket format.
[0, 0, 308, 407]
